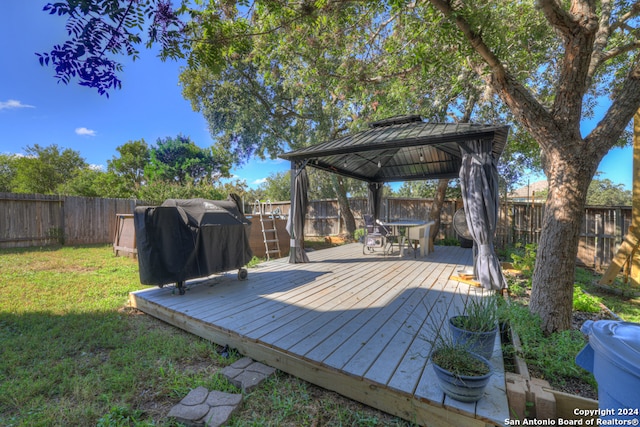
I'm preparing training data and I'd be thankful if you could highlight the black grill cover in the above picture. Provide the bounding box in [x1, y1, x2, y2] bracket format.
[134, 198, 253, 286]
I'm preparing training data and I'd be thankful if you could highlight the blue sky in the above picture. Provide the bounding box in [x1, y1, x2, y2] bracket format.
[0, 1, 634, 191]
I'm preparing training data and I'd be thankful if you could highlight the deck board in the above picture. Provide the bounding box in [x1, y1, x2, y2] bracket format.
[129, 243, 509, 426]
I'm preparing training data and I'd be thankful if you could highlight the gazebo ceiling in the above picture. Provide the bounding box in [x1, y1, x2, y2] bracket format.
[279, 115, 510, 183]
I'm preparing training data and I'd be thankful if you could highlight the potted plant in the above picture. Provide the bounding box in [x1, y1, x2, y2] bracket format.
[430, 332, 493, 402]
[449, 294, 500, 359]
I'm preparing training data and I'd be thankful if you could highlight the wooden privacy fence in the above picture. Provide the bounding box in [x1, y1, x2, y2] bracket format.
[498, 201, 632, 270]
[0, 193, 144, 249]
[298, 197, 462, 241]
[248, 198, 631, 269]
[0, 193, 632, 269]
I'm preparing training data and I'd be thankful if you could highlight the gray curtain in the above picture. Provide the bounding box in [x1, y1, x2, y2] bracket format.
[459, 140, 507, 290]
[367, 182, 384, 221]
[286, 161, 310, 263]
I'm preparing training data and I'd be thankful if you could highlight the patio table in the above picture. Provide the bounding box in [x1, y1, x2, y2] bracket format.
[379, 219, 427, 257]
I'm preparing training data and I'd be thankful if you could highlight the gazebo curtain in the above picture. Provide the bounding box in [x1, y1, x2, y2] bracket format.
[286, 161, 310, 263]
[459, 140, 508, 290]
[367, 182, 384, 221]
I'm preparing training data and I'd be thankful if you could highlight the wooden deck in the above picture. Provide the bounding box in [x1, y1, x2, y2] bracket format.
[129, 244, 509, 426]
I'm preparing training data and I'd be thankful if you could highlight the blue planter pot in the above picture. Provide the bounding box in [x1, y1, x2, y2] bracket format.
[432, 351, 493, 402]
[449, 316, 498, 360]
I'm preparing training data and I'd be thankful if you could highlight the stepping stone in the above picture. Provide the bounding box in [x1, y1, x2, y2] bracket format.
[167, 386, 242, 427]
[220, 357, 277, 392]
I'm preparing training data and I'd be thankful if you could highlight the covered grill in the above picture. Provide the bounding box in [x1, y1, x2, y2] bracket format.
[133, 197, 253, 294]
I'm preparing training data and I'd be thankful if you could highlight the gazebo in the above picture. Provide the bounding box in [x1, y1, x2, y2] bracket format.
[279, 115, 510, 290]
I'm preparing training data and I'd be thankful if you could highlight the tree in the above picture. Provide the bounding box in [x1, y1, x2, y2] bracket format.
[396, 181, 461, 200]
[57, 167, 135, 198]
[144, 134, 229, 185]
[41, 1, 640, 333]
[107, 139, 150, 190]
[255, 171, 291, 203]
[12, 144, 87, 194]
[135, 180, 225, 205]
[0, 154, 17, 193]
[587, 177, 632, 206]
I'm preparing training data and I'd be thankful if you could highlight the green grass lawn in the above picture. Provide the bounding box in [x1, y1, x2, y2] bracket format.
[0, 245, 410, 427]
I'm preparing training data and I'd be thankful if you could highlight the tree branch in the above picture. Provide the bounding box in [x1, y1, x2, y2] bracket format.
[539, 0, 599, 138]
[585, 59, 640, 158]
[610, 1, 640, 32]
[587, 0, 613, 82]
[536, 0, 580, 40]
[427, 0, 559, 149]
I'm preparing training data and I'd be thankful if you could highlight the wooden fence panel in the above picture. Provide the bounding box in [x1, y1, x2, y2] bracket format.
[306, 199, 340, 236]
[0, 193, 64, 248]
[0, 193, 143, 249]
[63, 196, 141, 245]
[502, 202, 632, 269]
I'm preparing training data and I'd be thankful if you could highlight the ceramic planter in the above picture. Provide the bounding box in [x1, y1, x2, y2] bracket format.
[432, 351, 493, 402]
[449, 315, 498, 360]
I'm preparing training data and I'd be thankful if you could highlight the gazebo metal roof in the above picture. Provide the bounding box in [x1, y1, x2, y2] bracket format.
[279, 115, 510, 183]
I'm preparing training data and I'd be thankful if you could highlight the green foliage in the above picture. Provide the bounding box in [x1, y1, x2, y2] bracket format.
[135, 180, 226, 205]
[435, 237, 460, 246]
[453, 295, 500, 333]
[57, 168, 135, 198]
[96, 406, 153, 427]
[431, 345, 490, 377]
[573, 286, 602, 313]
[0, 154, 17, 192]
[10, 144, 87, 194]
[107, 140, 150, 190]
[510, 243, 537, 282]
[254, 171, 290, 202]
[587, 177, 632, 206]
[502, 303, 596, 388]
[396, 180, 461, 199]
[145, 135, 224, 185]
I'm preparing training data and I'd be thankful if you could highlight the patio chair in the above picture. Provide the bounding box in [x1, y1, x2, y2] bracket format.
[362, 214, 391, 255]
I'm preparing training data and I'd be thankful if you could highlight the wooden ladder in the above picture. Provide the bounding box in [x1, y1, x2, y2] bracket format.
[259, 200, 281, 261]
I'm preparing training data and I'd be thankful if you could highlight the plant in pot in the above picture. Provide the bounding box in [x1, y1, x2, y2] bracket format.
[430, 329, 493, 402]
[449, 294, 501, 360]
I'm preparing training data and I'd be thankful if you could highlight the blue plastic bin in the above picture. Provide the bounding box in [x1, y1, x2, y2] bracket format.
[576, 320, 640, 421]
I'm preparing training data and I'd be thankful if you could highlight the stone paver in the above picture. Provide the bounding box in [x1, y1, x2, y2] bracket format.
[167, 386, 242, 427]
[220, 357, 277, 392]
[167, 358, 276, 426]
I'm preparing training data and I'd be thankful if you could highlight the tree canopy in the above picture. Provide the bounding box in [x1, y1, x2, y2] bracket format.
[11, 144, 87, 194]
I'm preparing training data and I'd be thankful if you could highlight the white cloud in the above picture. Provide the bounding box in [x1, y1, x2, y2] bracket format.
[75, 127, 97, 136]
[0, 99, 35, 110]
[89, 164, 105, 171]
[252, 178, 268, 185]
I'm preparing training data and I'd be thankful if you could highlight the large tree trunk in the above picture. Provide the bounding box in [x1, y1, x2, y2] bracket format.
[331, 175, 356, 237]
[529, 148, 598, 333]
